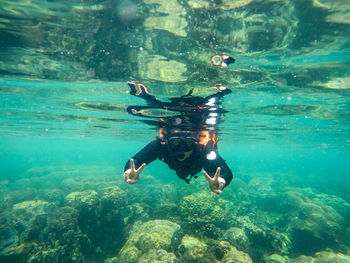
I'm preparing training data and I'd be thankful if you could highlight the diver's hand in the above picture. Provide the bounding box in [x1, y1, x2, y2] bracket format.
[203, 167, 226, 194]
[123, 158, 146, 184]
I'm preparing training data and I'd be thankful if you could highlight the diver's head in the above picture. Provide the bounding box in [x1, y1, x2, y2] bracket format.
[164, 130, 198, 160]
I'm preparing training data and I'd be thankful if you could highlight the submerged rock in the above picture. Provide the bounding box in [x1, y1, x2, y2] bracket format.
[244, 181, 349, 256]
[118, 220, 180, 263]
[1, 205, 95, 263]
[21, 213, 48, 242]
[289, 201, 344, 254]
[177, 235, 207, 262]
[104, 257, 119, 263]
[180, 191, 226, 222]
[176, 236, 253, 263]
[346, 227, 350, 243]
[64, 185, 127, 215]
[313, 0, 350, 24]
[219, 0, 253, 10]
[63, 186, 127, 256]
[13, 200, 52, 221]
[221, 245, 253, 263]
[313, 249, 350, 263]
[65, 190, 99, 212]
[120, 203, 150, 234]
[46, 206, 80, 239]
[37, 188, 65, 205]
[99, 186, 127, 213]
[143, 0, 188, 37]
[38, 206, 94, 262]
[313, 77, 350, 90]
[222, 227, 250, 252]
[179, 191, 228, 237]
[139, 249, 177, 263]
[10, 199, 56, 244]
[137, 51, 187, 82]
[264, 254, 288, 263]
[230, 215, 292, 261]
[0, 212, 19, 251]
[0, 242, 34, 263]
[291, 249, 350, 263]
[290, 255, 314, 263]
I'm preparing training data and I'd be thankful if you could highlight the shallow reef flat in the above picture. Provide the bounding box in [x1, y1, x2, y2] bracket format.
[0, 165, 349, 263]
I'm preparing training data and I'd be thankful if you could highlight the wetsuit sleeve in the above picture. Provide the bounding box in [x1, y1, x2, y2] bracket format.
[124, 140, 161, 171]
[204, 87, 232, 101]
[202, 153, 233, 188]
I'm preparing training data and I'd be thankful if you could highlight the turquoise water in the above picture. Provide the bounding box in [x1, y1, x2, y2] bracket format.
[1, 0, 350, 263]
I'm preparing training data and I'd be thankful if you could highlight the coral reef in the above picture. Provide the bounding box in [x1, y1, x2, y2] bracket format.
[0, 165, 349, 263]
[117, 220, 253, 263]
[0, 168, 129, 262]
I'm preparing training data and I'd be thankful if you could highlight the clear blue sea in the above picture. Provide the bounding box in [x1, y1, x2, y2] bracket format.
[0, 1, 350, 263]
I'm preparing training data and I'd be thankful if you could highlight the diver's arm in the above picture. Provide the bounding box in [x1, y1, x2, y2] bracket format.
[205, 86, 232, 101]
[127, 81, 163, 106]
[123, 140, 161, 184]
[124, 140, 161, 171]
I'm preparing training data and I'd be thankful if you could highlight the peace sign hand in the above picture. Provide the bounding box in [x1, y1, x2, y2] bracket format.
[203, 167, 226, 194]
[123, 158, 146, 184]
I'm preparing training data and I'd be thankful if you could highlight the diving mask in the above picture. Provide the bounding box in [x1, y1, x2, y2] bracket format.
[167, 136, 197, 152]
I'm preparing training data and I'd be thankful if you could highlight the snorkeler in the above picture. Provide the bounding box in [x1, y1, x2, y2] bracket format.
[123, 81, 233, 194]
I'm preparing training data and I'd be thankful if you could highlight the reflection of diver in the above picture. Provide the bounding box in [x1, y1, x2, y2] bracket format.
[211, 53, 235, 68]
[123, 81, 233, 194]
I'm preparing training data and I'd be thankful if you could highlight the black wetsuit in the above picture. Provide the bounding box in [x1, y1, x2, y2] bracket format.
[124, 138, 233, 187]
